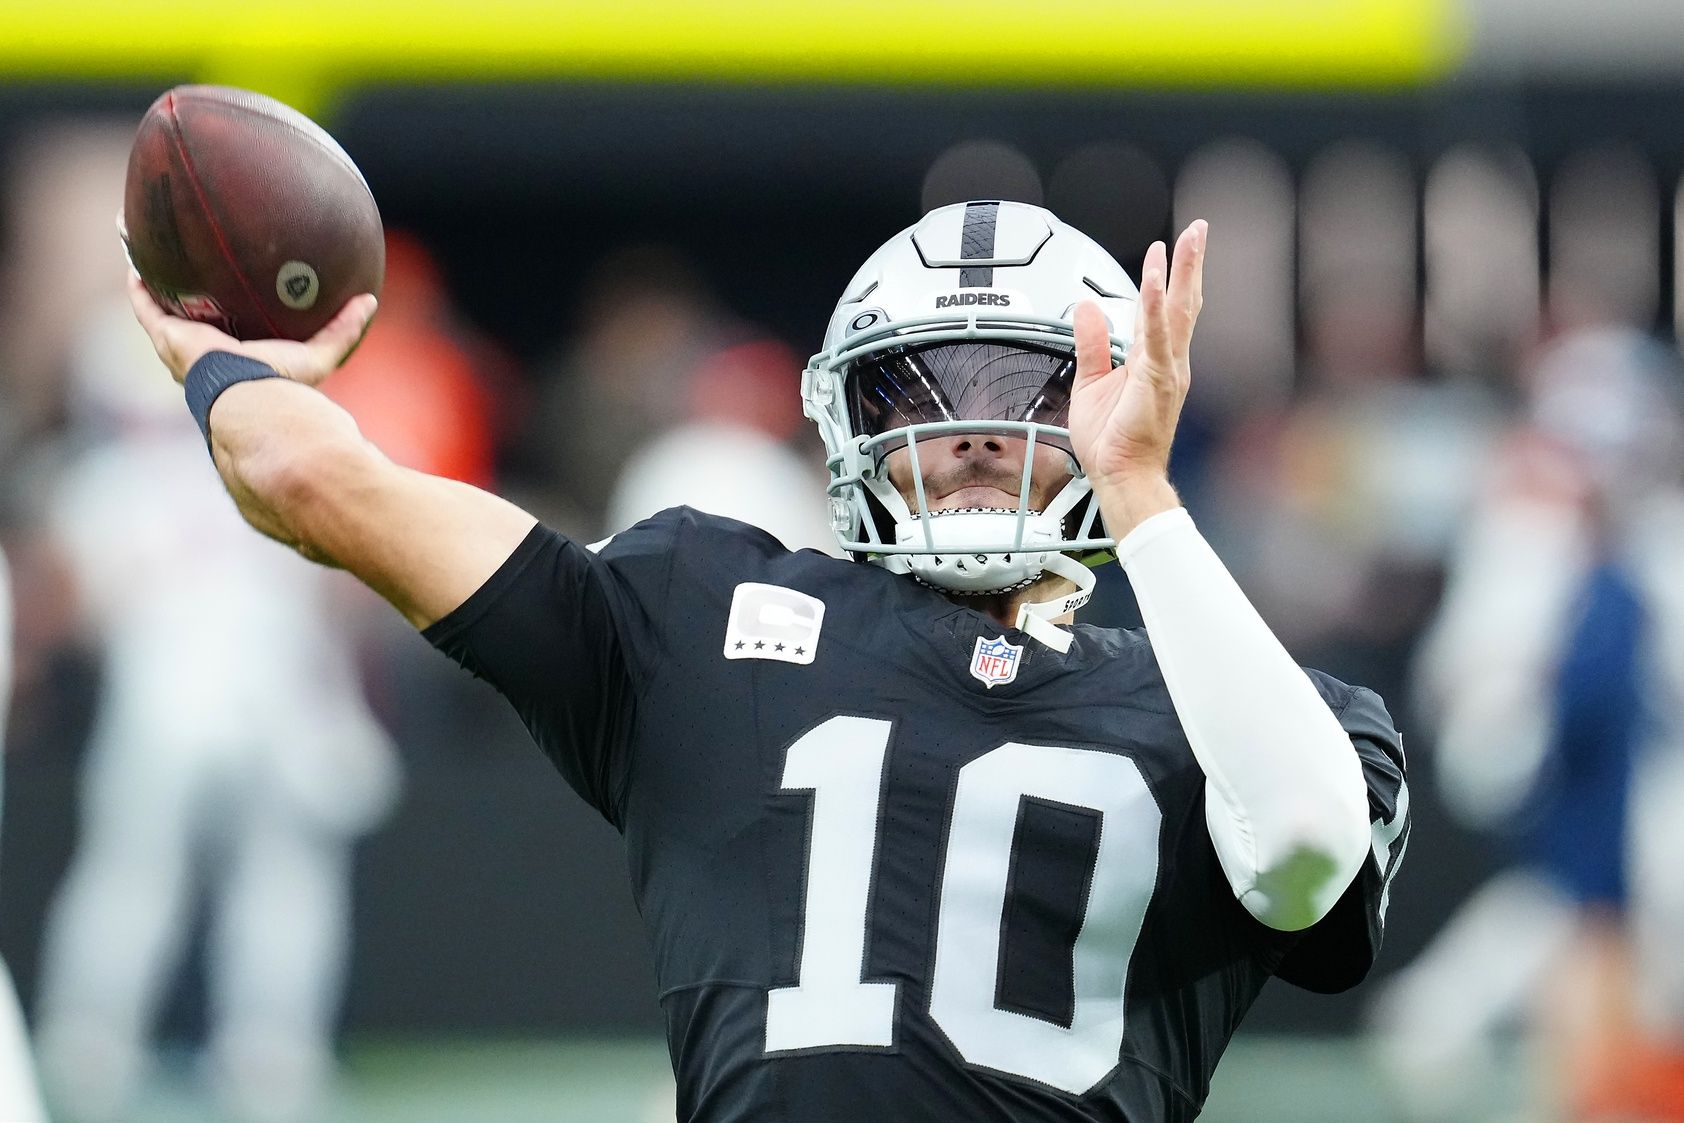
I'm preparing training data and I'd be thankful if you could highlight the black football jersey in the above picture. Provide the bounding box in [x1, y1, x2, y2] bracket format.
[425, 508, 1409, 1122]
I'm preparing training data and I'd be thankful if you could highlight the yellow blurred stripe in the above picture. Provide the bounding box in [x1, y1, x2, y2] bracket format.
[3, 1, 1465, 93]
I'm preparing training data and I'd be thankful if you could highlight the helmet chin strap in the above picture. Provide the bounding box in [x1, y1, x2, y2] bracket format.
[857, 464, 1098, 651]
[1013, 552, 1095, 654]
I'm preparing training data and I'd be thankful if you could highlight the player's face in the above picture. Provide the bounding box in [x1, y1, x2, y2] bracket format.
[883, 433, 1075, 514]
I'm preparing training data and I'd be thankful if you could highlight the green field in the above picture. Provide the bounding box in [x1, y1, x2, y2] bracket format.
[103, 1034, 1530, 1123]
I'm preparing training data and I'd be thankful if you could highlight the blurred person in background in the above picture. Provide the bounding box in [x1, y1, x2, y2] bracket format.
[605, 336, 838, 553]
[26, 299, 399, 1123]
[0, 123, 142, 455]
[319, 229, 509, 492]
[522, 245, 736, 539]
[0, 549, 50, 1121]
[1374, 327, 1684, 1122]
[1209, 277, 1495, 697]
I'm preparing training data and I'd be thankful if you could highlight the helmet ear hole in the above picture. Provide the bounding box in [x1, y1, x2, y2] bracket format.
[1062, 492, 1097, 540]
[862, 487, 899, 550]
[1062, 493, 1117, 565]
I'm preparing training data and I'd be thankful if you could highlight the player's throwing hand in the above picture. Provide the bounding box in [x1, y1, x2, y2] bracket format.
[127, 272, 377, 389]
[1068, 219, 1206, 519]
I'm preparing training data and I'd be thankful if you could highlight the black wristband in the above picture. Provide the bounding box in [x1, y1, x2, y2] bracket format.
[184, 351, 284, 444]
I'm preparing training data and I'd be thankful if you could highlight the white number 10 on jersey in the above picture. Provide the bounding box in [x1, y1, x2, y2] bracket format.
[764, 715, 1162, 1095]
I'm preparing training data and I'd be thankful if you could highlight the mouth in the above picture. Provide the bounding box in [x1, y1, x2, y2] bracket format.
[932, 484, 1022, 511]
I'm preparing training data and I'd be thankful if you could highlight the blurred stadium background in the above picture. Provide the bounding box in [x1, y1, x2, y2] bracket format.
[4, 2, 1684, 1120]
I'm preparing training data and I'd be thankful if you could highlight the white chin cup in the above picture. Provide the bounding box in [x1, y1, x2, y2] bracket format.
[892, 509, 1060, 594]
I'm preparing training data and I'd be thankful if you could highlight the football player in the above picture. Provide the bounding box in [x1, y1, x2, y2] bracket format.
[29, 300, 398, 1123]
[127, 201, 1408, 1121]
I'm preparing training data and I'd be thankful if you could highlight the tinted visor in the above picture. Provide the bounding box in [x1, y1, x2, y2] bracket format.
[846, 341, 1075, 457]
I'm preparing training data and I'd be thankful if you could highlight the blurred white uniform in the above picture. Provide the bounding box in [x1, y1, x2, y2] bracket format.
[32, 304, 397, 1123]
[1418, 331, 1684, 1035]
[608, 421, 839, 553]
[1374, 328, 1684, 1113]
[0, 550, 51, 1122]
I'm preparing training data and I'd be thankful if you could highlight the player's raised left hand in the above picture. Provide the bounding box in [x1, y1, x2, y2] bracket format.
[1069, 219, 1206, 533]
[127, 272, 376, 389]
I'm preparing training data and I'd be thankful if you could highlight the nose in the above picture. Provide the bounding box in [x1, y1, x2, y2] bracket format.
[943, 434, 1008, 459]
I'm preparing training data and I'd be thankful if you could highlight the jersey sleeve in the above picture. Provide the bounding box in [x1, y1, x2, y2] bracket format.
[422, 514, 678, 826]
[1273, 677, 1411, 993]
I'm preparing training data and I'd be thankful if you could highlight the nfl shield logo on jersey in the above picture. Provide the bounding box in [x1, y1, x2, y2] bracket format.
[969, 635, 1023, 688]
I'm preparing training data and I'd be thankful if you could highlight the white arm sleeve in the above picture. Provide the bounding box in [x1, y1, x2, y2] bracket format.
[1117, 507, 1371, 931]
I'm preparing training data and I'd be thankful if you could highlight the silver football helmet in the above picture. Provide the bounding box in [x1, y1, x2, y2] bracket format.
[802, 200, 1138, 628]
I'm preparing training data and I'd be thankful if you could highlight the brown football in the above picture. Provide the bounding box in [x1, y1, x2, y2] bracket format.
[123, 85, 384, 341]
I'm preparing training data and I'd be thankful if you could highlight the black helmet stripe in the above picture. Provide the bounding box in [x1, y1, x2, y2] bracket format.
[958, 201, 998, 288]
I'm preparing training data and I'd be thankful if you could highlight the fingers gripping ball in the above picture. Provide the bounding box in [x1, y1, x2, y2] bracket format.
[123, 85, 384, 341]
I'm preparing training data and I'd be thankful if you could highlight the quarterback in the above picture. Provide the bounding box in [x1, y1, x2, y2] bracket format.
[129, 201, 1408, 1121]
